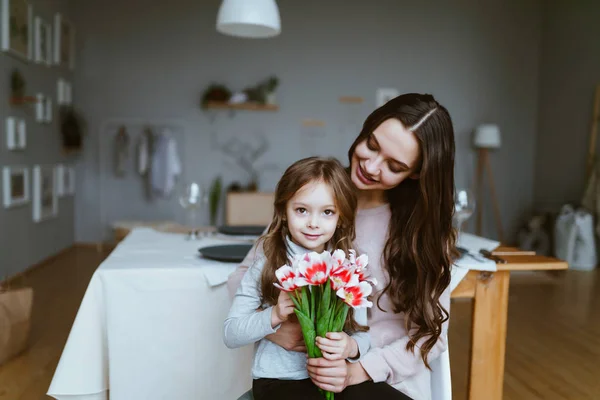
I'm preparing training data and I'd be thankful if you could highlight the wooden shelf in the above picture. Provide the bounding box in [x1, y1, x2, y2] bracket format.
[204, 101, 278, 111]
[10, 96, 39, 105]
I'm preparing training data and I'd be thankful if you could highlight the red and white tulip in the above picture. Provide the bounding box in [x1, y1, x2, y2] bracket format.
[297, 251, 333, 286]
[274, 265, 308, 292]
[336, 275, 373, 308]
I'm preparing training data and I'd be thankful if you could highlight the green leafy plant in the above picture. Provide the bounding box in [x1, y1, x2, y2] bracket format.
[59, 105, 86, 151]
[265, 76, 279, 93]
[201, 83, 232, 108]
[10, 69, 25, 98]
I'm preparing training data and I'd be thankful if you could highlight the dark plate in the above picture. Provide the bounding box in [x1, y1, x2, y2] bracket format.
[198, 244, 254, 263]
[217, 225, 267, 236]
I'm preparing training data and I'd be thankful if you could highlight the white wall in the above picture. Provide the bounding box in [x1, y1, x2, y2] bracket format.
[71, 0, 543, 242]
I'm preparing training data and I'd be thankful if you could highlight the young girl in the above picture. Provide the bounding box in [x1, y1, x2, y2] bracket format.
[223, 156, 370, 399]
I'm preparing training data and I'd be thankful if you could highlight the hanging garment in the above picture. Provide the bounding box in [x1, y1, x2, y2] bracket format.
[114, 126, 130, 177]
[150, 130, 182, 198]
[137, 128, 155, 201]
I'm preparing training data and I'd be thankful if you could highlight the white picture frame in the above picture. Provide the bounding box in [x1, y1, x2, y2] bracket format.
[56, 164, 75, 196]
[34, 16, 51, 65]
[3, 166, 29, 208]
[56, 164, 64, 196]
[67, 166, 75, 195]
[57, 78, 72, 105]
[33, 165, 57, 222]
[35, 93, 45, 122]
[45, 96, 53, 123]
[376, 88, 399, 107]
[53, 12, 74, 69]
[1, 0, 32, 61]
[6, 116, 26, 150]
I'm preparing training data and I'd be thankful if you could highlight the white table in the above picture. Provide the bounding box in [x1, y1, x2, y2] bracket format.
[48, 229, 496, 400]
[48, 228, 254, 400]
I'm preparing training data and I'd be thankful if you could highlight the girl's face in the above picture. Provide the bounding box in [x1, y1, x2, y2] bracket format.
[350, 118, 421, 193]
[286, 180, 340, 253]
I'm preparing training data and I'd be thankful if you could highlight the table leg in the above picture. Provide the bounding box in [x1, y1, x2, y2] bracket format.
[468, 270, 510, 400]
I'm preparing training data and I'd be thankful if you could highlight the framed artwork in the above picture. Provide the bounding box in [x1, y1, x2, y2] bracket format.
[35, 93, 45, 122]
[57, 78, 72, 105]
[1, 0, 32, 61]
[34, 16, 51, 65]
[33, 165, 57, 222]
[35, 93, 52, 123]
[44, 96, 53, 123]
[2, 166, 29, 208]
[66, 166, 75, 195]
[376, 88, 399, 107]
[57, 164, 74, 196]
[6, 116, 26, 150]
[53, 12, 74, 69]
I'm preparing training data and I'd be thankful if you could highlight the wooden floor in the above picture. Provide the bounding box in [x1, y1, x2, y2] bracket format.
[0, 247, 599, 399]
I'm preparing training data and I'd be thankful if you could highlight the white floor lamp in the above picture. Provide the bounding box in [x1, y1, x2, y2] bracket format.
[216, 0, 281, 38]
[474, 124, 504, 242]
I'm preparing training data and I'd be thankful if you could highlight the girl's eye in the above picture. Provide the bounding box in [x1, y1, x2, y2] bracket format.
[323, 209, 335, 216]
[296, 207, 307, 214]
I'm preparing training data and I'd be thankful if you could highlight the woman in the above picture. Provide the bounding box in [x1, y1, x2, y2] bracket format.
[227, 93, 457, 400]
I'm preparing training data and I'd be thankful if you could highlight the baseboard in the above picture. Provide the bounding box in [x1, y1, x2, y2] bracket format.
[1, 245, 75, 286]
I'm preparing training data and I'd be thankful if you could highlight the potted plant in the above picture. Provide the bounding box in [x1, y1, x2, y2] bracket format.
[264, 75, 279, 105]
[201, 83, 232, 108]
[10, 69, 26, 98]
[59, 105, 86, 151]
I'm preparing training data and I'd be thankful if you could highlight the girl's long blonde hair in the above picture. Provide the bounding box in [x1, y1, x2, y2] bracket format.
[259, 156, 366, 332]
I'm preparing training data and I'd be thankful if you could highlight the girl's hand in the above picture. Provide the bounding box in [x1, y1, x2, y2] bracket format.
[316, 332, 358, 360]
[271, 290, 296, 328]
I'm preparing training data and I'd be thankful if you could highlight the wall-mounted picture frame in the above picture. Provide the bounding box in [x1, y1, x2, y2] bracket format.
[35, 93, 45, 122]
[376, 88, 399, 107]
[66, 166, 75, 195]
[6, 116, 26, 150]
[56, 164, 75, 196]
[1, 0, 32, 61]
[33, 165, 57, 222]
[34, 16, 51, 65]
[3, 166, 29, 208]
[35, 93, 52, 123]
[53, 12, 74, 69]
[45, 96, 53, 123]
[57, 78, 72, 105]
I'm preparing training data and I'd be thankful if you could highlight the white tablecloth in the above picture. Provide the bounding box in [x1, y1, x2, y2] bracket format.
[47, 228, 498, 400]
[48, 228, 253, 400]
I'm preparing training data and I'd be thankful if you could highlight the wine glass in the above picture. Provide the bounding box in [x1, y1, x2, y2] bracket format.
[453, 188, 476, 235]
[179, 182, 207, 240]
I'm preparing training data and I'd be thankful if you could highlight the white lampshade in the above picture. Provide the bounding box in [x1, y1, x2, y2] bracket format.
[473, 124, 501, 149]
[216, 0, 281, 39]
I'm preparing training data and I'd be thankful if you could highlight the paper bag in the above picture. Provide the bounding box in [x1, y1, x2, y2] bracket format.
[0, 287, 34, 365]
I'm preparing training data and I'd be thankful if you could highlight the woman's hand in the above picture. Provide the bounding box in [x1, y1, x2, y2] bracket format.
[265, 315, 306, 352]
[306, 358, 371, 392]
[316, 332, 358, 360]
[306, 357, 349, 393]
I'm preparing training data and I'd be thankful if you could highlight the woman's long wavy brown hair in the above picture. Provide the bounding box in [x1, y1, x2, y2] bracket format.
[259, 157, 366, 332]
[348, 93, 458, 368]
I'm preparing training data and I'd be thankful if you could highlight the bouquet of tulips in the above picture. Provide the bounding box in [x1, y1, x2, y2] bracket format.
[274, 249, 376, 399]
